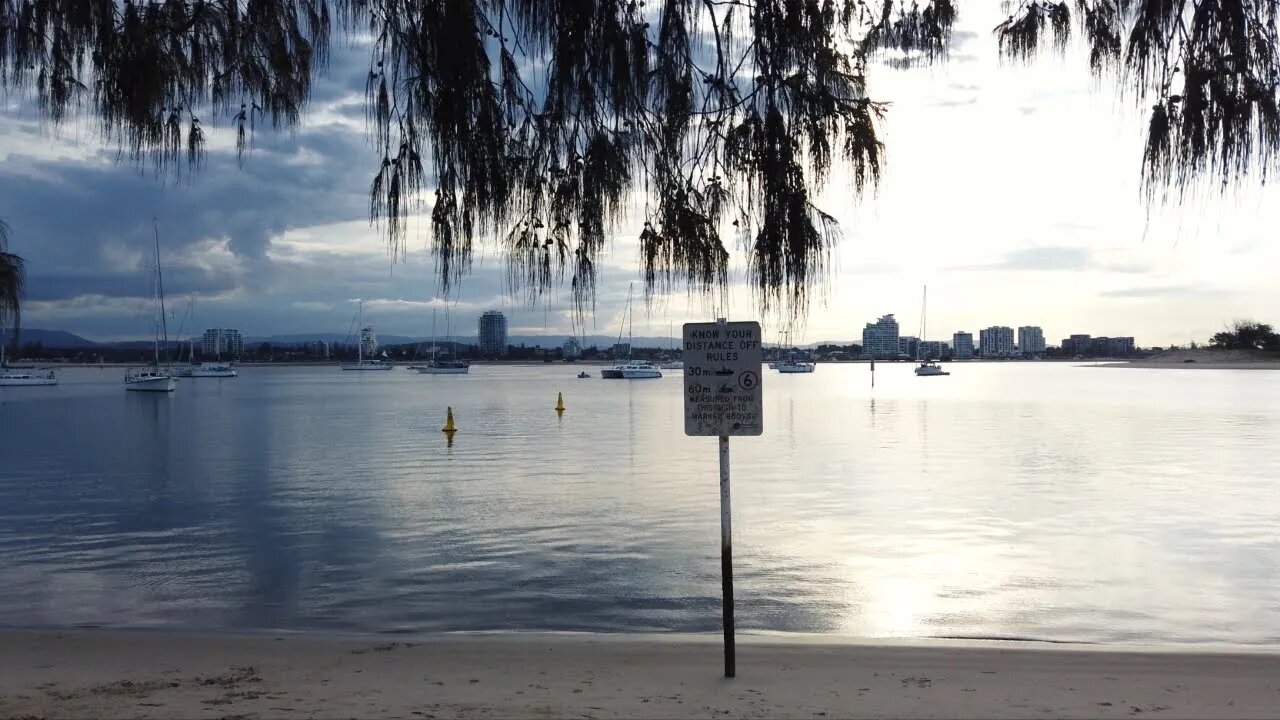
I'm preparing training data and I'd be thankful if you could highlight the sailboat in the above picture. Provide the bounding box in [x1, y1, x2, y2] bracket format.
[914, 285, 950, 377]
[341, 300, 393, 370]
[774, 329, 815, 373]
[124, 225, 178, 392]
[602, 285, 661, 379]
[417, 308, 470, 374]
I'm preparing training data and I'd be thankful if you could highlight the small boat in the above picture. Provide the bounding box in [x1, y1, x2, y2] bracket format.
[577, 371, 591, 378]
[190, 362, 237, 378]
[658, 360, 684, 370]
[124, 369, 177, 392]
[602, 361, 662, 379]
[417, 359, 470, 375]
[914, 361, 949, 376]
[343, 359, 394, 371]
[0, 369, 57, 386]
[0, 341, 56, 386]
[776, 359, 815, 373]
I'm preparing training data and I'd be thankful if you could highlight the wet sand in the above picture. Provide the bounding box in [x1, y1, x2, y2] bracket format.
[2, 630, 1278, 719]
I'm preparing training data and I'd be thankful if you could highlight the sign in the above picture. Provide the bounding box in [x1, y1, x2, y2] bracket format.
[683, 321, 763, 437]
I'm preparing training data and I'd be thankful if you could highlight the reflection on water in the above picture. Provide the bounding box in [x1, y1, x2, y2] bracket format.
[1, 363, 1279, 644]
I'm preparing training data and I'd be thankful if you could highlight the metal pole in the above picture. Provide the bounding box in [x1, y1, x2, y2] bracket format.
[719, 434, 735, 678]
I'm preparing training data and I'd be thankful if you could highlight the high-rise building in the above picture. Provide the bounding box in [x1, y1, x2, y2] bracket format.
[359, 326, 378, 357]
[478, 310, 508, 357]
[201, 328, 243, 359]
[1062, 334, 1092, 357]
[861, 314, 900, 359]
[979, 326, 1016, 358]
[898, 335, 919, 359]
[562, 337, 582, 359]
[1108, 337, 1135, 356]
[311, 340, 330, 359]
[952, 332, 974, 359]
[1017, 326, 1046, 356]
[918, 340, 944, 360]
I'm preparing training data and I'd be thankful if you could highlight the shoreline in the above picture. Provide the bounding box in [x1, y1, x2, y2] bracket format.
[3, 629, 1278, 719]
[1098, 361, 1280, 370]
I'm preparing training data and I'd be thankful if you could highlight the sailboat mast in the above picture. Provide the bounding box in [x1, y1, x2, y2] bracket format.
[431, 308, 438, 361]
[154, 223, 169, 366]
[357, 300, 364, 363]
[920, 285, 927, 361]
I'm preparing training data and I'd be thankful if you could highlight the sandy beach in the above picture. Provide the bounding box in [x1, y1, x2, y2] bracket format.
[1101, 348, 1280, 370]
[2, 630, 1278, 719]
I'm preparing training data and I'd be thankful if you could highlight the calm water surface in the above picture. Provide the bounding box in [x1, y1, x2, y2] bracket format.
[1, 363, 1277, 644]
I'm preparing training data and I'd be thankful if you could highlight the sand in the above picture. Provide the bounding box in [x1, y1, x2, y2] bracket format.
[2, 630, 1278, 719]
[1103, 348, 1280, 369]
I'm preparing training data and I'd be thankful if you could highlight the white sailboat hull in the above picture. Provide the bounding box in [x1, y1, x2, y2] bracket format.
[603, 362, 663, 379]
[776, 363, 815, 373]
[341, 362, 393, 371]
[191, 364, 237, 377]
[416, 365, 470, 375]
[125, 374, 177, 392]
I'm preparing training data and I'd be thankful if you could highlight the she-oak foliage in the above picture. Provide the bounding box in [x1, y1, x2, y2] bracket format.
[0, 0, 1276, 319]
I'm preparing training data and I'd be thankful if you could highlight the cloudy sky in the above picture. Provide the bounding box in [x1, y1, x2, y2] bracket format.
[2, 5, 1277, 347]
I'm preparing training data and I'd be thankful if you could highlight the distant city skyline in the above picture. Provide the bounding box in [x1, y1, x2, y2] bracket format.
[3, 5, 1276, 348]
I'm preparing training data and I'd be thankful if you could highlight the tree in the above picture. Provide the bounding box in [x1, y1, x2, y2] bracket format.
[2, 1, 1277, 317]
[1209, 320, 1280, 351]
[0, 218, 23, 357]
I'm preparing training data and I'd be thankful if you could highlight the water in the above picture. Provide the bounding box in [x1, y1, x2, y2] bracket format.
[1, 363, 1278, 645]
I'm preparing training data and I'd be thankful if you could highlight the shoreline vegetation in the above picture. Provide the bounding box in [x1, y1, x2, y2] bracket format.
[3, 629, 1278, 719]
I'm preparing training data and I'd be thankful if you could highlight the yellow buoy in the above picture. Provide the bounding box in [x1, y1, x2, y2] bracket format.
[441, 406, 457, 433]
[555, 392, 565, 412]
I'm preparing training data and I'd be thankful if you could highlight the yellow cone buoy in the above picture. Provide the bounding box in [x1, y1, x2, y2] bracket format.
[442, 406, 457, 433]
[555, 392, 565, 412]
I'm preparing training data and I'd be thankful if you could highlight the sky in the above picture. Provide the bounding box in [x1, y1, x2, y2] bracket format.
[2, 5, 1278, 347]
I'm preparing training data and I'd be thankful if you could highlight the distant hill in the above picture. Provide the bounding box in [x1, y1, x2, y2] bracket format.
[4, 328, 100, 348]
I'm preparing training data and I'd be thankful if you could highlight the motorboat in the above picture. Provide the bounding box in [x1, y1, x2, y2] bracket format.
[577, 371, 591, 378]
[658, 359, 684, 370]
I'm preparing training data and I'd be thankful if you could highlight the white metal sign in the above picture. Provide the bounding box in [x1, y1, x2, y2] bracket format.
[683, 321, 763, 437]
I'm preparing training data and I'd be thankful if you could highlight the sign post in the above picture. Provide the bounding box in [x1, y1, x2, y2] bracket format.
[683, 318, 763, 679]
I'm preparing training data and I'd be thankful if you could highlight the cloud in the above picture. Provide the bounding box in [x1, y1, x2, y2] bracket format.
[1099, 284, 1229, 299]
[949, 246, 1152, 275]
